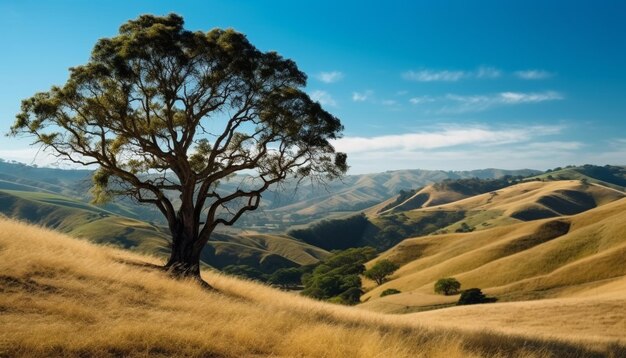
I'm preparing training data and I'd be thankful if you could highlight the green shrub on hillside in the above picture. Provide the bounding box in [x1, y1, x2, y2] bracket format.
[457, 288, 497, 305]
[380, 288, 401, 297]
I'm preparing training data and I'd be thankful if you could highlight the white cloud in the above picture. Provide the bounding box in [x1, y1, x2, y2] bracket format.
[329, 124, 589, 173]
[315, 71, 344, 83]
[402, 66, 503, 82]
[310, 90, 337, 107]
[352, 90, 373, 102]
[515, 70, 553, 80]
[381, 100, 397, 106]
[332, 125, 564, 154]
[403, 69, 467, 82]
[498, 91, 563, 104]
[440, 91, 563, 113]
[409, 96, 435, 105]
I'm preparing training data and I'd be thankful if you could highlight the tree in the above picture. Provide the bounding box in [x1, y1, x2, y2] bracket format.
[268, 267, 302, 289]
[434, 277, 461, 295]
[301, 247, 376, 304]
[10, 14, 347, 279]
[363, 259, 399, 285]
[457, 288, 497, 305]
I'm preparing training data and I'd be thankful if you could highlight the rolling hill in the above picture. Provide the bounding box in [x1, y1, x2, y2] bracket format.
[1, 217, 623, 357]
[0, 159, 538, 230]
[360, 186, 626, 314]
[0, 189, 329, 273]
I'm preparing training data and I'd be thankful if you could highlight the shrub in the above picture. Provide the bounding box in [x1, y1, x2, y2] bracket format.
[457, 288, 497, 305]
[434, 277, 461, 295]
[380, 288, 401, 297]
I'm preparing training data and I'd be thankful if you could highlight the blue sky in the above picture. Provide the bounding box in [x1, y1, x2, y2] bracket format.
[1, 1, 625, 174]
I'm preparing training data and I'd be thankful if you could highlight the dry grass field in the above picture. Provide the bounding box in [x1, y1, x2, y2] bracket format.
[1, 218, 624, 357]
[361, 184, 626, 318]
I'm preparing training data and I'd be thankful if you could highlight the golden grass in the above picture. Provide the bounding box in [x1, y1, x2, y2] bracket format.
[1, 218, 623, 357]
[361, 199, 626, 324]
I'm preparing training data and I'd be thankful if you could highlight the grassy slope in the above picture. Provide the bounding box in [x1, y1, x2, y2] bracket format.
[0, 189, 329, 271]
[405, 180, 623, 233]
[0, 218, 623, 357]
[361, 188, 626, 313]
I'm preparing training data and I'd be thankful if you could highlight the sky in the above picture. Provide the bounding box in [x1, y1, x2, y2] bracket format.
[1, 0, 625, 174]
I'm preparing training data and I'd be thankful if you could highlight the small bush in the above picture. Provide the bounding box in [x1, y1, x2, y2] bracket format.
[457, 288, 497, 305]
[380, 288, 401, 297]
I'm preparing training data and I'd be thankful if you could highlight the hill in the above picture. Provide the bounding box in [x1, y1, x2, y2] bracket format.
[0, 189, 328, 273]
[531, 164, 626, 191]
[360, 191, 626, 314]
[0, 159, 537, 230]
[0, 217, 623, 357]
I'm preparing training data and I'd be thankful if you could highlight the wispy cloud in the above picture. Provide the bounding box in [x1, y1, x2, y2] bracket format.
[409, 96, 436, 105]
[402, 66, 502, 82]
[403, 69, 467, 82]
[310, 90, 337, 107]
[381, 99, 397, 106]
[332, 124, 564, 153]
[439, 91, 563, 113]
[315, 71, 344, 83]
[330, 124, 582, 173]
[352, 90, 373, 102]
[515, 70, 553, 80]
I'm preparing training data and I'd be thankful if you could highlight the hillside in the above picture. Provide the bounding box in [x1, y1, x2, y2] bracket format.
[0, 160, 537, 230]
[531, 165, 626, 191]
[360, 192, 626, 314]
[0, 189, 329, 273]
[0, 218, 623, 357]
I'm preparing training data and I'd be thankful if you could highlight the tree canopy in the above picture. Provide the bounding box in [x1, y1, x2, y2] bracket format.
[10, 14, 347, 278]
[434, 277, 461, 295]
[363, 259, 399, 285]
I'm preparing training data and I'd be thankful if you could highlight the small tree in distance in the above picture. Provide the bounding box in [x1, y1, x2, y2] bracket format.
[364, 259, 399, 285]
[10, 14, 347, 280]
[434, 277, 461, 295]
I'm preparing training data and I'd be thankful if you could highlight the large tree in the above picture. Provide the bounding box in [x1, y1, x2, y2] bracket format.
[10, 14, 347, 279]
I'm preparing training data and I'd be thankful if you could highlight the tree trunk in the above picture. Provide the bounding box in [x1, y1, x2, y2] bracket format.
[164, 231, 203, 278]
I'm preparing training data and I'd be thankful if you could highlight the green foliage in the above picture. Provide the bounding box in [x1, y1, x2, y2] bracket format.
[10, 14, 347, 274]
[288, 213, 370, 250]
[222, 265, 267, 282]
[364, 259, 399, 285]
[455, 222, 475, 233]
[457, 288, 497, 305]
[434, 277, 461, 295]
[380, 288, 401, 297]
[301, 247, 377, 305]
[268, 267, 302, 289]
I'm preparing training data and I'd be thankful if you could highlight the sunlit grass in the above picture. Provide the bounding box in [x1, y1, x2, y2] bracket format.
[0, 218, 623, 357]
